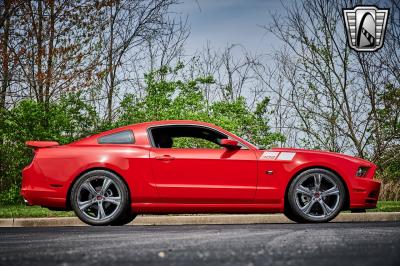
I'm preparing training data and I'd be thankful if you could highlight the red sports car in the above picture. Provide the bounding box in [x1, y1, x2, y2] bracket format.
[21, 120, 380, 225]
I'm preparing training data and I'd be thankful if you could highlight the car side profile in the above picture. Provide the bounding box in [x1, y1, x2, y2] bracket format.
[21, 120, 381, 225]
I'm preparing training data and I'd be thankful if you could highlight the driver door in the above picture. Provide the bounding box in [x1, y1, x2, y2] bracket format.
[149, 125, 258, 203]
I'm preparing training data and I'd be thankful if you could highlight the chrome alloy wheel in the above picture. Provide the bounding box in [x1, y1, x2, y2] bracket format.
[294, 173, 341, 219]
[76, 176, 122, 221]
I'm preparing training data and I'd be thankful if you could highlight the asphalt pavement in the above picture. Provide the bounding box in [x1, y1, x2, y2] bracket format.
[0, 222, 399, 266]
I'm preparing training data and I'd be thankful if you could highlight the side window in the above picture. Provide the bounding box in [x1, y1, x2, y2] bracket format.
[150, 125, 228, 149]
[98, 130, 135, 144]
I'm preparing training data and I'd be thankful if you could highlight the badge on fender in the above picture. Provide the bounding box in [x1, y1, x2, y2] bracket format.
[260, 151, 279, 160]
[261, 151, 296, 161]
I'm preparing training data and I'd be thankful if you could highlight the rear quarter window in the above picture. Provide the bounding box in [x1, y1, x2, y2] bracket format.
[98, 130, 135, 144]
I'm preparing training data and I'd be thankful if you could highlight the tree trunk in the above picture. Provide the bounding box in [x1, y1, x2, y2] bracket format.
[35, 0, 44, 104]
[44, 0, 55, 114]
[1, 0, 11, 111]
[0, 0, 12, 192]
[107, 4, 116, 124]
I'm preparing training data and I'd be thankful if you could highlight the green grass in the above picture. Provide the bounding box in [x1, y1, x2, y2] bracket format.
[0, 205, 75, 218]
[0, 201, 399, 218]
[367, 201, 400, 212]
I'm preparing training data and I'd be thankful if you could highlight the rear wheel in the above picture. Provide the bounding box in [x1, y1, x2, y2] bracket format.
[70, 170, 132, 226]
[286, 168, 345, 223]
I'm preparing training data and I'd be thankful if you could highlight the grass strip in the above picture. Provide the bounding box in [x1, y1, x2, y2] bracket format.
[0, 201, 399, 218]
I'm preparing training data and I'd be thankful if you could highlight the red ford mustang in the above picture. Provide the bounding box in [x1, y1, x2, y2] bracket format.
[21, 120, 380, 225]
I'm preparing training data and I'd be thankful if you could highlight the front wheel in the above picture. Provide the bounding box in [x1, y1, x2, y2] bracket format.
[286, 168, 346, 223]
[70, 170, 131, 226]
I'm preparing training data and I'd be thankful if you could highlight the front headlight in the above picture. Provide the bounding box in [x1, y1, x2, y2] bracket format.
[356, 166, 369, 177]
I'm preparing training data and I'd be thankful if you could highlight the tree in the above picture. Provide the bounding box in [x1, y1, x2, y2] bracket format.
[8, 0, 104, 118]
[0, 0, 24, 111]
[98, 0, 178, 123]
[376, 83, 400, 180]
[189, 44, 263, 107]
[116, 65, 284, 148]
[259, 0, 399, 162]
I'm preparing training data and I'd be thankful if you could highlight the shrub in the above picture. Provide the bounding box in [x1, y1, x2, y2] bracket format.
[0, 183, 23, 205]
[0, 93, 100, 193]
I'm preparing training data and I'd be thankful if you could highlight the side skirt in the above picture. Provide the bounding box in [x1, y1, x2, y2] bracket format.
[131, 203, 284, 214]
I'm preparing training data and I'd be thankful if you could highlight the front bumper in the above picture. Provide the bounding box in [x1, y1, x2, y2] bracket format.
[349, 177, 381, 210]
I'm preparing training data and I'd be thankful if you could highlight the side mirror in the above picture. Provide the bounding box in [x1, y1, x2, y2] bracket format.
[219, 139, 240, 149]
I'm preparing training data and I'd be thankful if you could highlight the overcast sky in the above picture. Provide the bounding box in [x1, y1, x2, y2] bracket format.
[174, 0, 285, 56]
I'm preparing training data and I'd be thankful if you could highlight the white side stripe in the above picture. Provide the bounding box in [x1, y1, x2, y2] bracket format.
[277, 152, 296, 160]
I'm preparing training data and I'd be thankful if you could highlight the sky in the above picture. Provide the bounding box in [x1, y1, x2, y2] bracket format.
[174, 0, 285, 56]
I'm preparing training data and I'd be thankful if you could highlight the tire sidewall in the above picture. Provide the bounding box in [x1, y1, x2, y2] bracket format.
[70, 170, 129, 226]
[288, 168, 345, 223]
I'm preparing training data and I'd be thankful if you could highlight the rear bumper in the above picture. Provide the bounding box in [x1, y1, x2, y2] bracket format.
[21, 161, 67, 209]
[20, 188, 66, 208]
[349, 178, 381, 210]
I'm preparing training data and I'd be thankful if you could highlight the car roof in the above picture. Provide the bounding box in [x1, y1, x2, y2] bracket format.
[70, 120, 258, 150]
[71, 120, 223, 145]
[132, 120, 216, 127]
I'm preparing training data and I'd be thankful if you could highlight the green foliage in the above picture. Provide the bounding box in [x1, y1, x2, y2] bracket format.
[0, 93, 100, 203]
[0, 184, 24, 205]
[377, 83, 400, 140]
[117, 66, 284, 148]
[376, 147, 400, 182]
[0, 204, 75, 218]
[3, 93, 98, 144]
[208, 97, 285, 148]
[375, 84, 400, 181]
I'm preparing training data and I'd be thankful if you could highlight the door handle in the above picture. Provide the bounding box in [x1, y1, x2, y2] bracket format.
[155, 155, 175, 161]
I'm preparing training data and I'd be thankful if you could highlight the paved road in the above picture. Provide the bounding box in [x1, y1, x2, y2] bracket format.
[0, 222, 399, 266]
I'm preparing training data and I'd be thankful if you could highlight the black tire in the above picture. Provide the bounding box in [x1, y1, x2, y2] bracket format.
[111, 210, 137, 226]
[286, 168, 346, 223]
[284, 204, 305, 223]
[70, 170, 130, 226]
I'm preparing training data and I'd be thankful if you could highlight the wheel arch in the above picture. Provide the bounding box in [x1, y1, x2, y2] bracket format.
[66, 167, 131, 210]
[284, 165, 350, 211]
